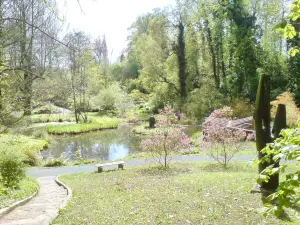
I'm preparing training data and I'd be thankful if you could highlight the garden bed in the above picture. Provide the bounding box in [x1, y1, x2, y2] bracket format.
[54, 162, 298, 225]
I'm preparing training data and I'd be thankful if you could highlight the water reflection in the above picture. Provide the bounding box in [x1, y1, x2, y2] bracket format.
[41, 124, 200, 162]
[44, 124, 141, 161]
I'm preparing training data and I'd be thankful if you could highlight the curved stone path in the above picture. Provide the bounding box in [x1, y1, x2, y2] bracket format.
[0, 177, 68, 225]
[0, 154, 256, 225]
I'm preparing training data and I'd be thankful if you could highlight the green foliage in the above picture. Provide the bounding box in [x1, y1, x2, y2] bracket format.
[44, 156, 68, 167]
[0, 149, 26, 188]
[129, 89, 148, 102]
[0, 134, 49, 166]
[46, 117, 120, 135]
[93, 83, 134, 116]
[257, 121, 300, 217]
[229, 97, 254, 119]
[185, 79, 224, 120]
[0, 177, 39, 209]
[25, 114, 74, 123]
[276, 0, 300, 56]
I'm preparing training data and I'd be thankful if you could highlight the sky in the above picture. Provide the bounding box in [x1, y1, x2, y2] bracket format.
[57, 0, 175, 62]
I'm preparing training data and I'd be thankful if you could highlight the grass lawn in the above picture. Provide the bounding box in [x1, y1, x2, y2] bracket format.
[0, 177, 39, 209]
[46, 117, 120, 135]
[54, 162, 299, 225]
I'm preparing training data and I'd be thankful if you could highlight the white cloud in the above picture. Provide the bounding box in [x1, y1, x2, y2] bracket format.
[58, 0, 175, 61]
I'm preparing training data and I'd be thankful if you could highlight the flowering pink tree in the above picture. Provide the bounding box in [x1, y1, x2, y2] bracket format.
[141, 106, 191, 168]
[201, 107, 246, 168]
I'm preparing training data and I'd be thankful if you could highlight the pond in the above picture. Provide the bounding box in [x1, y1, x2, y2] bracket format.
[21, 123, 200, 162]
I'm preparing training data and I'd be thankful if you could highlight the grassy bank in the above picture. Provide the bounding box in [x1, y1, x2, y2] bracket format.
[0, 134, 50, 166]
[54, 163, 298, 225]
[0, 177, 39, 209]
[0, 134, 49, 153]
[46, 117, 120, 135]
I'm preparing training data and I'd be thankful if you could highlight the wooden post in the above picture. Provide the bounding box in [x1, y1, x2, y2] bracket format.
[269, 104, 287, 190]
[255, 73, 272, 190]
[98, 167, 103, 173]
[149, 116, 155, 128]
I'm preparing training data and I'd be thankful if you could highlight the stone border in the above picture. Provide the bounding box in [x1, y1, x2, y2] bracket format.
[55, 176, 72, 209]
[0, 189, 39, 219]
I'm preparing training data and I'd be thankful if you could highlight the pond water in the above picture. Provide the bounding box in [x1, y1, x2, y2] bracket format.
[21, 123, 200, 162]
[42, 124, 142, 161]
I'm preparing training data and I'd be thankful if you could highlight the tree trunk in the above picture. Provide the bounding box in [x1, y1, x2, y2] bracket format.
[23, 74, 33, 115]
[204, 19, 219, 89]
[177, 20, 187, 108]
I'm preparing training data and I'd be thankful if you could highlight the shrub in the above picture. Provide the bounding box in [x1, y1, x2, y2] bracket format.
[200, 110, 246, 168]
[93, 83, 134, 116]
[0, 149, 26, 188]
[229, 98, 254, 118]
[140, 106, 191, 168]
[257, 121, 300, 217]
[44, 155, 68, 167]
[185, 80, 224, 121]
[23, 149, 42, 166]
[210, 106, 233, 119]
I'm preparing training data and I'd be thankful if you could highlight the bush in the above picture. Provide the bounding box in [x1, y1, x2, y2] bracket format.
[23, 149, 42, 166]
[140, 106, 191, 168]
[200, 110, 246, 168]
[129, 89, 148, 102]
[93, 83, 134, 116]
[257, 121, 300, 217]
[44, 156, 68, 167]
[185, 80, 224, 121]
[0, 149, 26, 188]
[294, 88, 300, 107]
[229, 98, 254, 118]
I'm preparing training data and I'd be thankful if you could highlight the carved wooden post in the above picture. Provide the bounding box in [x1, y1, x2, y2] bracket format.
[255, 73, 272, 190]
[269, 104, 287, 190]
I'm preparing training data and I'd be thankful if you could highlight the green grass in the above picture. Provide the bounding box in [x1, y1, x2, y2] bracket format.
[46, 117, 120, 135]
[0, 134, 50, 166]
[132, 123, 161, 135]
[54, 162, 299, 225]
[0, 177, 39, 209]
[0, 134, 49, 153]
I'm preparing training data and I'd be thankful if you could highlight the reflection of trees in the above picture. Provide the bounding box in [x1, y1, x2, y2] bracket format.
[50, 125, 142, 160]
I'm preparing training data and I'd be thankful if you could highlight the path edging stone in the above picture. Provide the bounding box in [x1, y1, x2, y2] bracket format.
[0, 189, 39, 219]
[55, 175, 72, 209]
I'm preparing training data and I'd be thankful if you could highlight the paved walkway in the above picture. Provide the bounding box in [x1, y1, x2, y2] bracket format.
[0, 177, 68, 225]
[27, 154, 256, 178]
